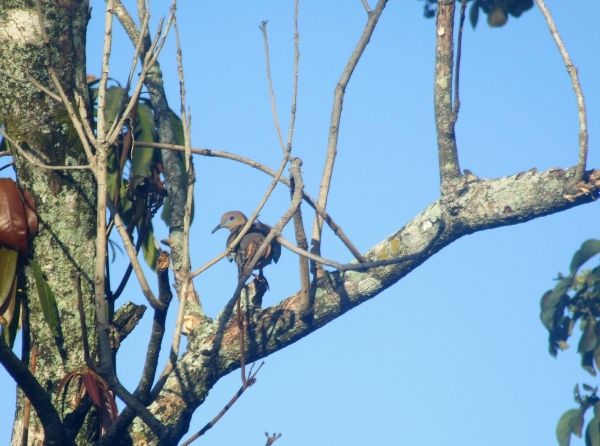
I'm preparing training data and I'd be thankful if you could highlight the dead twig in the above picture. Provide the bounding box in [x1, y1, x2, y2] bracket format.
[135, 140, 367, 263]
[21, 345, 38, 446]
[310, 0, 388, 257]
[265, 432, 282, 446]
[259, 21, 287, 155]
[534, 0, 588, 180]
[180, 362, 265, 446]
[0, 128, 90, 171]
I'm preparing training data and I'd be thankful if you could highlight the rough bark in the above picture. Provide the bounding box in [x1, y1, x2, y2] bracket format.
[0, 1, 97, 444]
[127, 166, 598, 445]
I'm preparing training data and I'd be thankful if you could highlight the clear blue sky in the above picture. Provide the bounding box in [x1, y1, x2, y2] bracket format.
[1, 1, 599, 445]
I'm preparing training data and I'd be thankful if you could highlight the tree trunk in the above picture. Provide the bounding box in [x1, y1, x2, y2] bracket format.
[0, 1, 97, 444]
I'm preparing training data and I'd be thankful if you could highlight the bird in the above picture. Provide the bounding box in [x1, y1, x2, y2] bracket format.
[212, 211, 281, 289]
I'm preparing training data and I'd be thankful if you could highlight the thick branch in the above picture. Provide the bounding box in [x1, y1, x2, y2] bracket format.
[137, 166, 598, 444]
[0, 337, 73, 446]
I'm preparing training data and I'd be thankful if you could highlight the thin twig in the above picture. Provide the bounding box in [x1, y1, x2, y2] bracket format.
[107, 14, 169, 145]
[452, 0, 467, 120]
[134, 140, 367, 263]
[361, 0, 372, 14]
[265, 432, 282, 446]
[277, 219, 444, 272]
[0, 68, 62, 102]
[289, 161, 311, 314]
[21, 345, 38, 446]
[534, 0, 588, 179]
[0, 128, 90, 171]
[310, 0, 388, 257]
[286, 0, 300, 153]
[259, 21, 287, 155]
[207, 158, 305, 357]
[106, 199, 165, 310]
[75, 92, 98, 146]
[74, 272, 90, 362]
[180, 362, 265, 446]
[34, 0, 96, 164]
[190, 156, 289, 279]
[0, 162, 14, 172]
[106, 13, 150, 139]
[237, 297, 247, 384]
[157, 5, 196, 387]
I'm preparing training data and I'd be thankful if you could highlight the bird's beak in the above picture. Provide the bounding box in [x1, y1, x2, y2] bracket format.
[211, 223, 223, 234]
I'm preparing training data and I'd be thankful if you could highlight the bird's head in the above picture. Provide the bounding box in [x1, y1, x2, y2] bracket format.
[211, 211, 248, 233]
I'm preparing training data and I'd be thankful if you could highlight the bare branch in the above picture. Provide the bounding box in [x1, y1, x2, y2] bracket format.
[136, 140, 368, 262]
[190, 156, 289, 279]
[0, 337, 71, 445]
[289, 161, 311, 314]
[106, 199, 165, 310]
[452, 0, 467, 120]
[0, 68, 61, 102]
[96, 0, 116, 142]
[434, 0, 461, 191]
[34, 0, 95, 163]
[286, 0, 300, 153]
[179, 362, 264, 446]
[265, 432, 283, 446]
[310, 0, 388, 257]
[534, 0, 588, 180]
[0, 128, 90, 171]
[259, 21, 287, 154]
[158, 7, 197, 389]
[361, 0, 372, 14]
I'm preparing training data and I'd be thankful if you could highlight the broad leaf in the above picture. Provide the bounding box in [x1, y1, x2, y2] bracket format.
[571, 240, 600, 276]
[0, 247, 17, 309]
[586, 405, 600, 446]
[557, 408, 585, 446]
[1, 280, 20, 348]
[28, 259, 60, 336]
[82, 370, 102, 408]
[579, 318, 598, 354]
[469, 1, 479, 28]
[541, 277, 573, 330]
[20, 188, 38, 240]
[141, 221, 158, 271]
[0, 178, 29, 256]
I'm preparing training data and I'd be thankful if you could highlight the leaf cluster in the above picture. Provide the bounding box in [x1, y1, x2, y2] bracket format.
[541, 240, 600, 445]
[421, 0, 534, 28]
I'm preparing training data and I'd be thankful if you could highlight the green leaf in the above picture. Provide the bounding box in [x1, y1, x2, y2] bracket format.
[131, 103, 159, 178]
[586, 410, 600, 446]
[104, 87, 126, 131]
[141, 221, 158, 271]
[579, 317, 598, 354]
[28, 259, 60, 337]
[541, 277, 573, 330]
[469, 1, 480, 28]
[571, 240, 600, 276]
[582, 350, 597, 376]
[1, 280, 20, 349]
[557, 408, 584, 446]
[0, 247, 17, 308]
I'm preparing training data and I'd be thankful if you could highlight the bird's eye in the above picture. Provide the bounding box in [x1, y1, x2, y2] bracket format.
[229, 215, 234, 221]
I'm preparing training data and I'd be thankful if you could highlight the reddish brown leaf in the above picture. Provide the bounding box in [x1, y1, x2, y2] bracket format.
[55, 370, 78, 405]
[82, 371, 102, 408]
[19, 189, 38, 240]
[0, 178, 28, 256]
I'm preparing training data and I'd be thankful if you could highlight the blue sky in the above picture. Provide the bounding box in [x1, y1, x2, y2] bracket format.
[1, 1, 599, 445]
